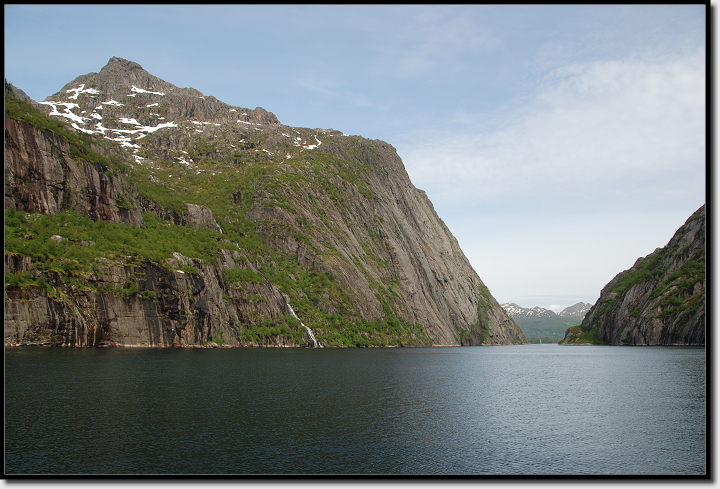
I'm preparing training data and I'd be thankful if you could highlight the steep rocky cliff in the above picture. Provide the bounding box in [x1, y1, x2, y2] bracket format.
[560, 205, 705, 346]
[5, 116, 144, 226]
[4, 59, 526, 347]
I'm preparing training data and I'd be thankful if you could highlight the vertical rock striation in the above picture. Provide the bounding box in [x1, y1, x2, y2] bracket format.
[4, 60, 526, 347]
[561, 205, 705, 346]
[4, 117, 143, 226]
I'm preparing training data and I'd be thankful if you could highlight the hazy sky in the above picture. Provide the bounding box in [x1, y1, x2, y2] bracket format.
[4, 5, 706, 311]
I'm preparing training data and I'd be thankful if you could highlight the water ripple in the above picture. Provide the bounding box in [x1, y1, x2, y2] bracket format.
[5, 345, 705, 475]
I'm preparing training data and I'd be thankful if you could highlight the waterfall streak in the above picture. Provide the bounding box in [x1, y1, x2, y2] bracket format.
[287, 304, 322, 348]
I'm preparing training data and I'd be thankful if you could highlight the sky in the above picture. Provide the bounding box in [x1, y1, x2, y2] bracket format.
[4, 5, 707, 311]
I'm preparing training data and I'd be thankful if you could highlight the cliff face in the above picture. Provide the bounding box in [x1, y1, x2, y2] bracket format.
[4, 60, 525, 348]
[5, 248, 306, 347]
[561, 205, 705, 346]
[5, 117, 143, 226]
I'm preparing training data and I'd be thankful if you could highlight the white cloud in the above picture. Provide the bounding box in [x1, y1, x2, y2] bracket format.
[401, 50, 705, 215]
[397, 49, 705, 306]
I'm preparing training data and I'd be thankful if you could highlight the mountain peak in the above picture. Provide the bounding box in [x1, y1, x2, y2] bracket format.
[558, 302, 592, 317]
[97, 57, 160, 87]
[47, 57, 179, 103]
[501, 303, 555, 318]
[38, 57, 279, 154]
[104, 56, 144, 71]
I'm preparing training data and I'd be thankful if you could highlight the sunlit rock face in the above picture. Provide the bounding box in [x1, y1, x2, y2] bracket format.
[4, 59, 526, 347]
[561, 205, 705, 346]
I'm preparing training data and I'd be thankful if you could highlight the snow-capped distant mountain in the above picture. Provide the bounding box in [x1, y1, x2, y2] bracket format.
[558, 302, 593, 318]
[502, 302, 592, 320]
[501, 303, 555, 319]
[501, 302, 593, 342]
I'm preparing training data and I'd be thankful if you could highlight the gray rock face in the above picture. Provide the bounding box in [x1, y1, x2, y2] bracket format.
[4, 117, 143, 226]
[4, 249, 303, 347]
[4, 58, 526, 347]
[562, 205, 705, 346]
[558, 302, 592, 318]
[44, 57, 278, 130]
[186, 203, 223, 233]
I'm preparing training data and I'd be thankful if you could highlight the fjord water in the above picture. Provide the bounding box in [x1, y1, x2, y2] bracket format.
[5, 345, 705, 475]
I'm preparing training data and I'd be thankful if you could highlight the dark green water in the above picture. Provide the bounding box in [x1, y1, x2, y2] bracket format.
[4, 345, 705, 475]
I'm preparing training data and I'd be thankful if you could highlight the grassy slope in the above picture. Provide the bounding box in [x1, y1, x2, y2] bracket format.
[515, 315, 581, 343]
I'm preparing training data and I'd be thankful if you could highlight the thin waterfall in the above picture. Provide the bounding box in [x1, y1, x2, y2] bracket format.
[266, 280, 322, 348]
[287, 303, 323, 348]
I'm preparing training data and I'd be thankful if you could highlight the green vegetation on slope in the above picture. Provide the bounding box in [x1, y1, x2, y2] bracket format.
[515, 316, 580, 343]
[562, 324, 605, 345]
[5, 206, 429, 347]
[4, 87, 431, 347]
[5, 82, 127, 173]
[5, 209, 233, 266]
[650, 246, 705, 320]
[588, 238, 705, 331]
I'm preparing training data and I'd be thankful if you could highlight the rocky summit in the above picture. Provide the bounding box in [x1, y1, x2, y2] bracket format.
[560, 205, 705, 346]
[4, 57, 526, 348]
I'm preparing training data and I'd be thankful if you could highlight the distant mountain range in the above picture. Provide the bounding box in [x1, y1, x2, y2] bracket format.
[501, 302, 592, 342]
[501, 302, 592, 320]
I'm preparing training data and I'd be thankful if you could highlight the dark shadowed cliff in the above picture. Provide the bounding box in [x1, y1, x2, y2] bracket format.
[560, 205, 705, 346]
[4, 58, 526, 347]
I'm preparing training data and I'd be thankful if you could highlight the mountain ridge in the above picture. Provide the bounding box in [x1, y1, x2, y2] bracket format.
[4, 58, 527, 348]
[501, 302, 592, 320]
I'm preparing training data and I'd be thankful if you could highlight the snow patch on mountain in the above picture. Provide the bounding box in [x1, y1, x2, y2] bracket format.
[38, 101, 86, 124]
[130, 85, 165, 96]
[65, 84, 100, 99]
[38, 72, 278, 173]
[501, 302, 592, 320]
[303, 136, 322, 150]
[558, 302, 593, 317]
